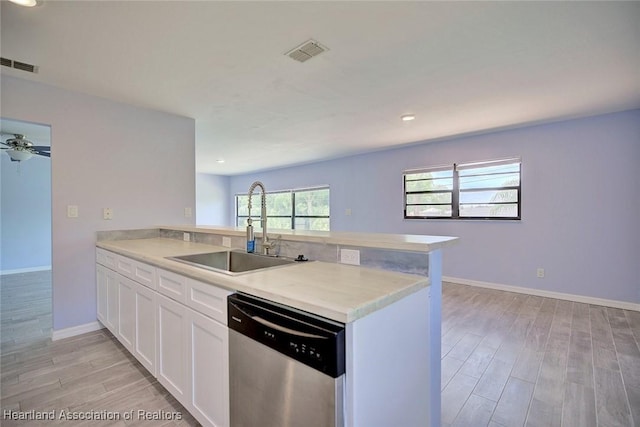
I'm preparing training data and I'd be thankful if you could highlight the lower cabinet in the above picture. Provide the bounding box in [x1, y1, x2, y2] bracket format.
[96, 265, 108, 325]
[134, 283, 157, 375]
[157, 294, 230, 427]
[97, 252, 230, 427]
[157, 294, 190, 406]
[117, 275, 136, 353]
[106, 268, 119, 334]
[189, 309, 229, 427]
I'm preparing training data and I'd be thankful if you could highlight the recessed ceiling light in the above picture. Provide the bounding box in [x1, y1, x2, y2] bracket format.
[216, 159, 225, 163]
[8, 0, 38, 7]
[401, 114, 416, 121]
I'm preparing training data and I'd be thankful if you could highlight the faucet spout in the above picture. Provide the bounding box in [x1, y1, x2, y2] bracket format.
[247, 181, 271, 255]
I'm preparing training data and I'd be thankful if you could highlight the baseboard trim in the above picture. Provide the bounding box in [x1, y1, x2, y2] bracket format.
[52, 321, 105, 341]
[1, 266, 52, 276]
[443, 276, 640, 312]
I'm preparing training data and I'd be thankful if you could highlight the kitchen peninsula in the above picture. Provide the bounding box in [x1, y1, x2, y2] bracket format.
[96, 226, 457, 427]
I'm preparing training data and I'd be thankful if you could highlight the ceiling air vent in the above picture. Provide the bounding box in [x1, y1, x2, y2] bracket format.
[285, 39, 328, 63]
[0, 57, 38, 73]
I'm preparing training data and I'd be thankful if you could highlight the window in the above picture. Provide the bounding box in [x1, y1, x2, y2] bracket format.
[404, 158, 521, 220]
[236, 187, 330, 231]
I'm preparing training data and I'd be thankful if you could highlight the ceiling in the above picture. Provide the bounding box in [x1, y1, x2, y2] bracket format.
[1, 1, 639, 175]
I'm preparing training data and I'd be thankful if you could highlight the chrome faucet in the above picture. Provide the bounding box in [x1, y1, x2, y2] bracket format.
[247, 181, 273, 255]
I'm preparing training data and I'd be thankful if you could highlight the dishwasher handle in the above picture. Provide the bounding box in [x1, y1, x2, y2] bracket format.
[228, 293, 346, 378]
[229, 301, 327, 339]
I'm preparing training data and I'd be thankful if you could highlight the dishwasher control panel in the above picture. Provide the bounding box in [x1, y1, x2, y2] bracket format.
[228, 293, 345, 378]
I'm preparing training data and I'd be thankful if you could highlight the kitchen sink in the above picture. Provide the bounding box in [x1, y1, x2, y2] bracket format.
[167, 250, 297, 276]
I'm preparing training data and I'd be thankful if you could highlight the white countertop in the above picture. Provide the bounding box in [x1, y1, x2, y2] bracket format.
[159, 225, 458, 252]
[97, 237, 430, 323]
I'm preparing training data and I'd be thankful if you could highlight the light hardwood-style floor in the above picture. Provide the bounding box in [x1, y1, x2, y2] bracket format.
[2, 272, 639, 426]
[442, 282, 640, 427]
[1, 271, 199, 426]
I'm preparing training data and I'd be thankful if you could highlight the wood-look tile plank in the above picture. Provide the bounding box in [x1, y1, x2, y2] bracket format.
[525, 397, 561, 427]
[491, 377, 535, 427]
[447, 332, 483, 362]
[441, 372, 479, 425]
[565, 329, 593, 386]
[562, 382, 597, 427]
[473, 357, 513, 402]
[459, 343, 498, 379]
[442, 354, 465, 391]
[625, 385, 640, 426]
[451, 393, 496, 427]
[593, 366, 632, 426]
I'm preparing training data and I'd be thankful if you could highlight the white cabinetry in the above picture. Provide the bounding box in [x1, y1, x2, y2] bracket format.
[97, 248, 231, 427]
[134, 283, 157, 375]
[189, 309, 229, 427]
[96, 264, 108, 324]
[158, 268, 188, 304]
[157, 294, 190, 406]
[106, 268, 119, 334]
[117, 275, 136, 352]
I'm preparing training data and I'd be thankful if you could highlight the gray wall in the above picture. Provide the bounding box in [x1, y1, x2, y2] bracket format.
[1, 76, 196, 331]
[228, 110, 640, 305]
[196, 172, 230, 226]
[0, 150, 51, 272]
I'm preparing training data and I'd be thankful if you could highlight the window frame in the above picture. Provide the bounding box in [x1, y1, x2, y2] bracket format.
[235, 186, 330, 230]
[404, 158, 521, 220]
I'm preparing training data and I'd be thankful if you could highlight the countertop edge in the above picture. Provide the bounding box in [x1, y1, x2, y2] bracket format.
[96, 239, 430, 324]
[156, 225, 459, 252]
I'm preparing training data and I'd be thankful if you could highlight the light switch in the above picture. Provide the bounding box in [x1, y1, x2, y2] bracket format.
[103, 208, 113, 220]
[67, 205, 79, 218]
[184, 207, 192, 218]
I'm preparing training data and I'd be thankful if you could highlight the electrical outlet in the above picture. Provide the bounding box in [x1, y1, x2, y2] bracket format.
[340, 249, 360, 266]
[183, 232, 190, 242]
[184, 207, 192, 218]
[103, 208, 113, 220]
[345, 208, 352, 216]
[67, 205, 78, 218]
[222, 237, 231, 248]
[537, 268, 545, 278]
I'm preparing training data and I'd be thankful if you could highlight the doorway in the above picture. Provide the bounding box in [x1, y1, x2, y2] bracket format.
[0, 118, 52, 343]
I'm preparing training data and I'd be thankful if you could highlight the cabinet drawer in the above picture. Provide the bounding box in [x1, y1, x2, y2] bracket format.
[132, 260, 157, 290]
[157, 268, 188, 304]
[115, 255, 136, 279]
[187, 279, 232, 325]
[96, 248, 117, 269]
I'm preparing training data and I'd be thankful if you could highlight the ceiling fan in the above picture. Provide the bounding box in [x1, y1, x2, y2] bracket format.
[1, 134, 50, 162]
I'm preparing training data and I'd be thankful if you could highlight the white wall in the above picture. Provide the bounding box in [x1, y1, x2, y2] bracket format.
[1, 151, 51, 272]
[1, 76, 196, 331]
[229, 110, 640, 305]
[195, 172, 230, 226]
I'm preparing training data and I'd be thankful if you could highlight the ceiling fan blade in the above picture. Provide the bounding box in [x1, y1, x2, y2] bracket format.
[31, 146, 50, 151]
[34, 151, 51, 158]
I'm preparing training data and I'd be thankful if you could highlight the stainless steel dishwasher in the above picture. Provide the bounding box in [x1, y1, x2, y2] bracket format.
[227, 293, 346, 427]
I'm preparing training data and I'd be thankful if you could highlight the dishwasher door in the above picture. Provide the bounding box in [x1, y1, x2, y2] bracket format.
[228, 293, 345, 427]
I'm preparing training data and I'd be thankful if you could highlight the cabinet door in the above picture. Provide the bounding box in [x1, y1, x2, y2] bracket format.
[117, 276, 136, 352]
[105, 269, 119, 335]
[189, 310, 230, 427]
[157, 294, 190, 406]
[135, 283, 156, 375]
[96, 265, 108, 324]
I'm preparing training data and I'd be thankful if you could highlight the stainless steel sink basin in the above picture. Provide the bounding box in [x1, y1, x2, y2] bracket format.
[167, 250, 296, 276]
